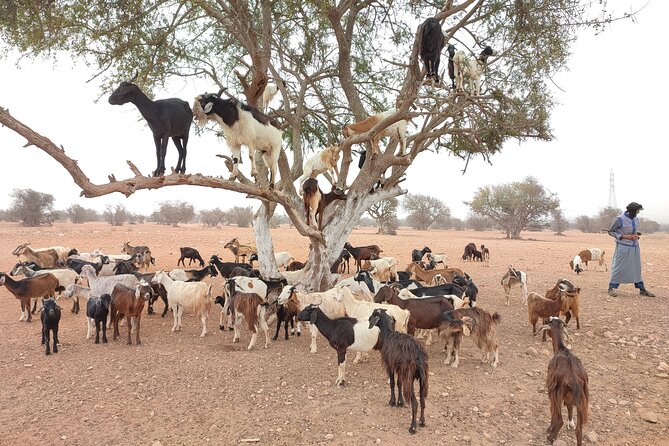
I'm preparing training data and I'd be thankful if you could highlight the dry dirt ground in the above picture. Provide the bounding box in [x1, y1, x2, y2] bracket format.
[0, 222, 667, 446]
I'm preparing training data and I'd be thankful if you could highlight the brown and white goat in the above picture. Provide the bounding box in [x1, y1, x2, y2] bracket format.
[343, 243, 382, 273]
[302, 178, 346, 230]
[405, 262, 464, 284]
[110, 282, 153, 345]
[527, 290, 573, 341]
[0, 272, 60, 322]
[220, 280, 270, 350]
[343, 110, 409, 156]
[569, 248, 607, 272]
[545, 279, 581, 330]
[537, 317, 589, 446]
[439, 307, 501, 368]
[299, 144, 341, 187]
[500, 265, 528, 306]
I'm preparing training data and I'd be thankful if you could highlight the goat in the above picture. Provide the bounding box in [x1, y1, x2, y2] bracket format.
[65, 256, 110, 275]
[570, 255, 584, 274]
[277, 286, 346, 353]
[87, 293, 112, 344]
[63, 283, 92, 321]
[10, 263, 79, 306]
[279, 270, 303, 286]
[545, 279, 581, 330]
[453, 46, 495, 95]
[480, 245, 490, 267]
[336, 270, 384, 301]
[297, 304, 380, 386]
[569, 248, 607, 272]
[536, 317, 589, 446]
[446, 44, 456, 89]
[330, 250, 351, 274]
[0, 272, 59, 322]
[273, 252, 295, 271]
[218, 280, 270, 350]
[113, 259, 138, 275]
[121, 242, 154, 271]
[302, 178, 346, 231]
[402, 274, 479, 307]
[209, 255, 253, 277]
[168, 264, 218, 282]
[418, 17, 445, 84]
[193, 92, 282, 187]
[13, 242, 72, 263]
[222, 238, 257, 264]
[405, 262, 464, 284]
[80, 264, 139, 300]
[501, 265, 529, 306]
[131, 271, 169, 317]
[461, 242, 478, 261]
[12, 243, 59, 269]
[262, 82, 280, 113]
[363, 257, 400, 282]
[40, 298, 61, 355]
[527, 291, 572, 341]
[229, 266, 261, 278]
[178, 247, 205, 267]
[343, 110, 409, 156]
[426, 253, 447, 268]
[298, 144, 341, 187]
[368, 308, 429, 434]
[273, 297, 300, 341]
[108, 77, 192, 176]
[440, 307, 501, 368]
[151, 270, 211, 337]
[110, 282, 153, 345]
[411, 246, 432, 263]
[335, 286, 410, 335]
[286, 260, 305, 272]
[344, 242, 382, 273]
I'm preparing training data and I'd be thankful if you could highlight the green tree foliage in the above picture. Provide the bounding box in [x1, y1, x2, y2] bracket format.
[9, 188, 55, 226]
[403, 194, 450, 231]
[367, 198, 399, 235]
[157, 201, 194, 227]
[466, 177, 559, 239]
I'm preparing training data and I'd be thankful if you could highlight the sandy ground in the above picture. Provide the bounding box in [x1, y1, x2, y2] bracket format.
[0, 222, 667, 446]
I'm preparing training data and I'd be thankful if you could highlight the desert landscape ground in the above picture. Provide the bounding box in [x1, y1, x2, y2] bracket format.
[0, 221, 666, 446]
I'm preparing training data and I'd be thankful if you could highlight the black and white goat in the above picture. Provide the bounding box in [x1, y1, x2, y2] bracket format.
[193, 92, 282, 188]
[108, 76, 192, 176]
[453, 46, 496, 95]
[418, 17, 445, 84]
[40, 298, 61, 355]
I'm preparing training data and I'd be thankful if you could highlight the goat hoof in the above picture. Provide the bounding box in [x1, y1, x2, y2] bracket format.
[296, 332, 301, 337]
[388, 401, 396, 407]
[95, 340, 100, 344]
[53, 348, 58, 353]
[408, 426, 416, 434]
[228, 327, 234, 331]
[419, 421, 426, 427]
[45, 350, 50, 356]
[567, 419, 575, 430]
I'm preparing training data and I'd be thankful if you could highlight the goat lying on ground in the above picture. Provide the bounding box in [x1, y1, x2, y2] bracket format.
[368, 308, 429, 434]
[302, 178, 346, 231]
[439, 307, 501, 368]
[537, 317, 589, 446]
[40, 298, 61, 355]
[193, 92, 282, 187]
[109, 76, 192, 175]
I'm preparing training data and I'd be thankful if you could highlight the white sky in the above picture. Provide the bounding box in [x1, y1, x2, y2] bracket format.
[0, 1, 667, 222]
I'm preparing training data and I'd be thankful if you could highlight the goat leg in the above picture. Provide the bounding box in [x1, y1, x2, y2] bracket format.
[53, 327, 59, 353]
[387, 368, 397, 406]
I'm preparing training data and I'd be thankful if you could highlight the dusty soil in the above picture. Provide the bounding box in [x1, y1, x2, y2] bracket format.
[0, 222, 667, 446]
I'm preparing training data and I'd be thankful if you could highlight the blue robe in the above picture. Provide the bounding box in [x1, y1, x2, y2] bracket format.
[608, 212, 643, 285]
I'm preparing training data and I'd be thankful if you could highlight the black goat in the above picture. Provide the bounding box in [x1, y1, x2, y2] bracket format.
[108, 77, 192, 176]
[65, 256, 109, 275]
[411, 246, 432, 263]
[113, 259, 138, 275]
[185, 264, 218, 282]
[368, 308, 429, 434]
[273, 297, 300, 341]
[447, 44, 456, 89]
[330, 249, 351, 274]
[418, 17, 445, 83]
[87, 293, 112, 344]
[178, 247, 205, 267]
[40, 298, 61, 355]
[403, 274, 479, 306]
[209, 255, 253, 278]
[133, 271, 169, 317]
[462, 242, 477, 260]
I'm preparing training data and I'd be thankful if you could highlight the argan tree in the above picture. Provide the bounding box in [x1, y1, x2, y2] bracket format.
[9, 188, 55, 227]
[67, 204, 100, 223]
[403, 194, 450, 231]
[367, 198, 399, 235]
[467, 177, 559, 239]
[157, 201, 195, 227]
[104, 204, 128, 227]
[200, 208, 227, 228]
[0, 1, 631, 290]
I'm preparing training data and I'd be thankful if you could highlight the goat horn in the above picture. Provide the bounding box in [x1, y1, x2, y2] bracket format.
[216, 86, 227, 97]
[129, 71, 139, 83]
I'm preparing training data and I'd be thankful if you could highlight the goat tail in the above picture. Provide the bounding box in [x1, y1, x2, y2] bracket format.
[491, 312, 501, 325]
[399, 361, 417, 406]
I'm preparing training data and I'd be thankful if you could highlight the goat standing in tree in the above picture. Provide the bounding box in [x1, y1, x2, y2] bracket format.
[108, 75, 193, 176]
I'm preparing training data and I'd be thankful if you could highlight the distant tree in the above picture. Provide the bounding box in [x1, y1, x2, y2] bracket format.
[200, 208, 227, 228]
[575, 215, 594, 232]
[551, 208, 568, 235]
[0, 209, 12, 221]
[640, 219, 660, 234]
[595, 206, 621, 232]
[104, 204, 128, 226]
[229, 206, 254, 228]
[357, 217, 376, 228]
[127, 213, 146, 225]
[450, 217, 465, 231]
[403, 194, 450, 231]
[367, 198, 399, 235]
[67, 204, 100, 223]
[9, 188, 55, 226]
[466, 213, 494, 231]
[466, 177, 559, 239]
[269, 213, 290, 229]
[157, 201, 194, 227]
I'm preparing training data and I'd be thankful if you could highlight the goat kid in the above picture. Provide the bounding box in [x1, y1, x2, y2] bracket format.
[41, 298, 61, 355]
[302, 178, 346, 231]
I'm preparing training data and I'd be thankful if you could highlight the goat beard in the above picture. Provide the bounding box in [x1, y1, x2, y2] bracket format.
[191, 100, 209, 127]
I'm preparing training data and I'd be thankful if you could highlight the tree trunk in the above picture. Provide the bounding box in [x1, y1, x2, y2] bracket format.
[253, 202, 280, 278]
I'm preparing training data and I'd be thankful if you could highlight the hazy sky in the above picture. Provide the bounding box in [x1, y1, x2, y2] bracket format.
[1, 1, 667, 223]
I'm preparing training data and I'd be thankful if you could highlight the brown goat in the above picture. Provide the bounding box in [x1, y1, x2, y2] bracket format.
[110, 282, 153, 345]
[343, 243, 382, 273]
[285, 260, 305, 271]
[569, 248, 607, 272]
[302, 178, 346, 230]
[537, 317, 589, 446]
[121, 241, 154, 271]
[439, 307, 501, 367]
[405, 262, 464, 284]
[222, 280, 270, 350]
[545, 279, 581, 330]
[0, 272, 59, 322]
[527, 291, 572, 341]
[12, 243, 59, 269]
[342, 110, 408, 156]
[223, 237, 257, 263]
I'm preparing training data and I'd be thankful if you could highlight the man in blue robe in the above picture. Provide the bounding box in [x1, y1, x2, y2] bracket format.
[607, 202, 655, 297]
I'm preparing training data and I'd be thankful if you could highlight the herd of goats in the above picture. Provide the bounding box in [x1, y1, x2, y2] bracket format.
[0, 237, 609, 444]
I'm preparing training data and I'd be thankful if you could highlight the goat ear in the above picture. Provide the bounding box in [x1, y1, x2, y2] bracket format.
[203, 102, 213, 114]
[309, 309, 317, 325]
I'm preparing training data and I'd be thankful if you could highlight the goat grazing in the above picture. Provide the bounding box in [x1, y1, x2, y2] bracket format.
[298, 144, 341, 187]
[453, 46, 495, 95]
[405, 262, 464, 284]
[537, 317, 589, 446]
[343, 110, 409, 156]
[0, 272, 59, 322]
[500, 265, 528, 306]
[302, 178, 346, 231]
[151, 270, 211, 337]
[418, 17, 445, 84]
[110, 282, 153, 345]
[40, 298, 61, 355]
[297, 304, 380, 386]
[121, 242, 154, 271]
[411, 246, 432, 263]
[569, 248, 607, 272]
[108, 76, 192, 176]
[222, 238, 257, 264]
[368, 308, 429, 434]
[193, 92, 282, 187]
[87, 294, 112, 344]
[344, 242, 382, 273]
[440, 307, 501, 368]
[178, 247, 205, 267]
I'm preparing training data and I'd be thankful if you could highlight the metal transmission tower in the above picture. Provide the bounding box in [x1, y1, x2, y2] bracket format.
[608, 169, 617, 209]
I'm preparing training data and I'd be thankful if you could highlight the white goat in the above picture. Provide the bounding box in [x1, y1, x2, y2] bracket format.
[298, 145, 341, 187]
[151, 270, 211, 337]
[63, 284, 95, 339]
[500, 266, 529, 306]
[279, 270, 303, 286]
[365, 257, 399, 282]
[335, 271, 384, 302]
[262, 82, 279, 113]
[80, 264, 138, 297]
[274, 251, 295, 270]
[453, 46, 495, 95]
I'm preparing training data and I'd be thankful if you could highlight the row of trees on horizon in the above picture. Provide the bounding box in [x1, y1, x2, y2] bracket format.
[1, 178, 665, 237]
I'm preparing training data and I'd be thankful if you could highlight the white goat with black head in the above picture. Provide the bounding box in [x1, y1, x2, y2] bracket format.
[193, 92, 283, 188]
[453, 46, 496, 96]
